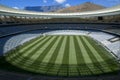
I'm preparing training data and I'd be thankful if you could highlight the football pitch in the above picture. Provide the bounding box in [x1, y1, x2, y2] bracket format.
[5, 35, 120, 76]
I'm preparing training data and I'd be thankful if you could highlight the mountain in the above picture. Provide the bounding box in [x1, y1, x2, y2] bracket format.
[24, 5, 64, 12]
[56, 2, 106, 13]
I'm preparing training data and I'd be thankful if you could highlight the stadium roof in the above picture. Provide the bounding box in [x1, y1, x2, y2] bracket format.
[0, 5, 120, 18]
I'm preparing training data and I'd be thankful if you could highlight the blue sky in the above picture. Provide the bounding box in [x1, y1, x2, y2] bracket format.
[0, 0, 120, 9]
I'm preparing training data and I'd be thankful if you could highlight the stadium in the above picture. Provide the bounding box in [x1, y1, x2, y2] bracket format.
[0, 2, 120, 80]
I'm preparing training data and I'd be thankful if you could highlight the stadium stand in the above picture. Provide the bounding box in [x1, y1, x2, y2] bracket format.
[0, 23, 119, 37]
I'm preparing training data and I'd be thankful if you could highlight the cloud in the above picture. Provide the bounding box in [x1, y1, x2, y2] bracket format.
[43, 0, 47, 3]
[65, 3, 71, 7]
[54, 0, 66, 4]
[13, 7, 19, 9]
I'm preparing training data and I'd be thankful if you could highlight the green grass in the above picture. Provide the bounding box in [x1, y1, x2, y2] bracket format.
[5, 35, 120, 77]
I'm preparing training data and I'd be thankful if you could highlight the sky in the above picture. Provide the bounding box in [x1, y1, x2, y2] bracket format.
[0, 0, 120, 9]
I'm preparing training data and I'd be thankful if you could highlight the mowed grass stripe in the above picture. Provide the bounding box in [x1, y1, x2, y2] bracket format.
[22, 36, 57, 66]
[9, 36, 52, 65]
[80, 36, 104, 74]
[82, 36, 103, 62]
[62, 36, 69, 65]
[86, 36, 117, 61]
[36, 36, 62, 73]
[6, 36, 50, 62]
[43, 36, 64, 74]
[76, 36, 92, 63]
[68, 36, 79, 76]
[55, 36, 67, 64]
[77, 36, 94, 75]
[8, 36, 51, 61]
[82, 36, 112, 72]
[30, 36, 59, 68]
[74, 36, 85, 64]
[85, 36, 120, 71]
[69, 36, 77, 65]
[22, 36, 51, 57]
[42, 36, 62, 63]
[19, 36, 46, 52]
[47, 36, 64, 64]
[58, 36, 69, 76]
[6, 36, 46, 60]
